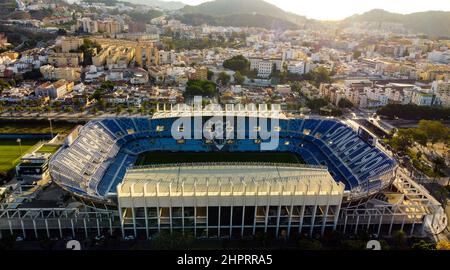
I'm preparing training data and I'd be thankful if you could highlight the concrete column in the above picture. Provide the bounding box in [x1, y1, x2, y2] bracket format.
[33, 220, 38, 239]
[8, 220, 12, 236]
[194, 206, 197, 237]
[156, 206, 161, 232]
[252, 206, 257, 235]
[275, 204, 281, 238]
[83, 218, 88, 238]
[333, 204, 341, 231]
[96, 219, 101, 236]
[229, 206, 233, 237]
[118, 207, 125, 237]
[309, 205, 317, 237]
[218, 206, 221, 238]
[131, 207, 137, 237]
[354, 215, 360, 235]
[169, 206, 173, 233]
[109, 218, 113, 236]
[21, 220, 26, 239]
[287, 204, 294, 238]
[144, 206, 149, 239]
[343, 214, 348, 234]
[377, 215, 383, 237]
[321, 205, 330, 236]
[58, 219, 63, 238]
[298, 205, 305, 234]
[388, 213, 395, 236]
[264, 205, 269, 233]
[45, 219, 50, 238]
[71, 219, 75, 238]
[410, 215, 417, 236]
[241, 206, 246, 237]
[181, 205, 185, 235]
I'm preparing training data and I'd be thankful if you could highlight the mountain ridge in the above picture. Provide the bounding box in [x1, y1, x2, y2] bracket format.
[343, 9, 450, 37]
[179, 0, 309, 28]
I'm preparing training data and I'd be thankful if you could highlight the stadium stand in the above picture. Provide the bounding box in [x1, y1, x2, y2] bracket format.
[49, 116, 396, 202]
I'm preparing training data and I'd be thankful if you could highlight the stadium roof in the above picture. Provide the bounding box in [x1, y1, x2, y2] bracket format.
[152, 103, 287, 119]
[117, 163, 345, 198]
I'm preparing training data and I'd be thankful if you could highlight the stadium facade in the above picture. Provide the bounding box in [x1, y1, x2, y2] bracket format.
[0, 104, 447, 240]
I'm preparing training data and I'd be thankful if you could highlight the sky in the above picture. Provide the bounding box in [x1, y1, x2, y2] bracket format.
[174, 0, 450, 20]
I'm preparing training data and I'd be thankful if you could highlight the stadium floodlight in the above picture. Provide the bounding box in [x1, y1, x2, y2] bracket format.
[49, 118, 54, 138]
[16, 138, 22, 155]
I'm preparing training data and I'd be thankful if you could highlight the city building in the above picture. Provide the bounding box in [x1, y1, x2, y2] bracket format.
[76, 18, 99, 33]
[35, 79, 74, 99]
[135, 42, 159, 68]
[40, 65, 81, 81]
[60, 37, 84, 53]
[432, 80, 450, 107]
[48, 52, 83, 67]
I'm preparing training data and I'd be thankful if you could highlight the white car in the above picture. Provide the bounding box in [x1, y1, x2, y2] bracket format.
[124, 235, 135, 241]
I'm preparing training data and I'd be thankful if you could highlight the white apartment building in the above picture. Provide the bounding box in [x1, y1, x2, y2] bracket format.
[249, 57, 283, 77]
[431, 80, 450, 107]
[77, 18, 98, 33]
[287, 61, 310, 75]
[427, 50, 450, 64]
[411, 90, 434, 106]
[257, 60, 273, 78]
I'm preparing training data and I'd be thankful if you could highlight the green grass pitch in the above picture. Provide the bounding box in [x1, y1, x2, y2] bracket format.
[0, 139, 40, 173]
[135, 152, 305, 166]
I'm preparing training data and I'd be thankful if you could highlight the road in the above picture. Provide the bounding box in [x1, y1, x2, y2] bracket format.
[0, 111, 151, 122]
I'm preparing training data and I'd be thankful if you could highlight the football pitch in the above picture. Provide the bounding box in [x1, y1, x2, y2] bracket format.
[135, 152, 305, 166]
[0, 139, 40, 173]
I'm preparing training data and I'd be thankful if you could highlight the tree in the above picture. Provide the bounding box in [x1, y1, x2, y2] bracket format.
[217, 72, 231, 86]
[98, 99, 107, 111]
[184, 80, 217, 98]
[353, 50, 362, 59]
[411, 240, 435, 250]
[432, 156, 447, 177]
[418, 120, 449, 145]
[297, 239, 322, 250]
[234, 71, 245, 85]
[311, 66, 331, 86]
[116, 105, 123, 115]
[23, 69, 43, 80]
[222, 55, 250, 73]
[306, 98, 328, 111]
[392, 230, 407, 249]
[207, 69, 214, 81]
[409, 128, 428, 146]
[436, 240, 450, 250]
[151, 231, 194, 250]
[390, 130, 413, 153]
[341, 240, 366, 250]
[377, 104, 450, 121]
[338, 98, 353, 109]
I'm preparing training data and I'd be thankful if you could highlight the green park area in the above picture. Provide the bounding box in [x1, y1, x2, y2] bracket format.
[0, 139, 40, 175]
[0, 121, 76, 134]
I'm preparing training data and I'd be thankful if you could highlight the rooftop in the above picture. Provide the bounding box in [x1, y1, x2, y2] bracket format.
[117, 163, 344, 197]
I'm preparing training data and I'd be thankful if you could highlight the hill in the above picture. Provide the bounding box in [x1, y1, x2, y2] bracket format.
[124, 0, 185, 10]
[344, 9, 450, 37]
[178, 0, 308, 29]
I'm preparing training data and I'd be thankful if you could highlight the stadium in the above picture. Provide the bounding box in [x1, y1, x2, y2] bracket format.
[42, 104, 447, 239]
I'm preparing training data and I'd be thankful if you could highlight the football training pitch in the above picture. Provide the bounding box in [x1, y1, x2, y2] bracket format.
[0, 139, 40, 173]
[136, 152, 304, 166]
